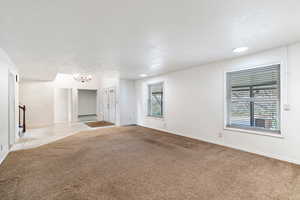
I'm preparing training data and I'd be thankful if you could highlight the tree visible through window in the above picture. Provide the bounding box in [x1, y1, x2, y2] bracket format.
[148, 83, 163, 117]
[226, 64, 281, 133]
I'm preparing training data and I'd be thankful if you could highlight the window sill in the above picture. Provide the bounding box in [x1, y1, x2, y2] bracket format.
[224, 127, 284, 139]
[146, 115, 164, 120]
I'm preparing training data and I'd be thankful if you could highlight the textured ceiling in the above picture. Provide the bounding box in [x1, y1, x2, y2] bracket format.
[1, 0, 300, 80]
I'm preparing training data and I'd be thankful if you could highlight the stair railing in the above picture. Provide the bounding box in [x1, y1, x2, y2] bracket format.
[19, 105, 26, 133]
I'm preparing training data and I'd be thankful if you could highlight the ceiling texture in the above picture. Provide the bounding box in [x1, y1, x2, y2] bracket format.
[1, 0, 300, 80]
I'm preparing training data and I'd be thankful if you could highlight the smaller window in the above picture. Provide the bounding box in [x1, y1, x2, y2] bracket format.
[148, 83, 164, 118]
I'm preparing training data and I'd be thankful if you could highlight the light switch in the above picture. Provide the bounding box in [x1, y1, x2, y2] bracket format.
[283, 104, 291, 111]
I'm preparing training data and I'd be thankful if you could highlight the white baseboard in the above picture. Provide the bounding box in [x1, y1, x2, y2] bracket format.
[0, 150, 9, 165]
[137, 123, 300, 166]
[137, 123, 223, 145]
[221, 142, 300, 166]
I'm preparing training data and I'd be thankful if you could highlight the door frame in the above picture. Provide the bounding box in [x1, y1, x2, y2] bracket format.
[102, 88, 109, 122]
[8, 70, 16, 148]
[108, 87, 116, 123]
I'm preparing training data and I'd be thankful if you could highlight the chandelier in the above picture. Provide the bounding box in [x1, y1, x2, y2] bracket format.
[73, 74, 92, 83]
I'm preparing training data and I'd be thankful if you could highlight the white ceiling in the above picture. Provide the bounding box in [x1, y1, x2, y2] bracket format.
[1, 0, 300, 80]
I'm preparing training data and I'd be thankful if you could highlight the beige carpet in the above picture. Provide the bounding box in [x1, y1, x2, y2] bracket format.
[85, 121, 114, 128]
[1, 126, 300, 200]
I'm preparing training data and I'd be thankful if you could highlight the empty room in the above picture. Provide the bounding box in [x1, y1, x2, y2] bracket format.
[1, 1, 300, 199]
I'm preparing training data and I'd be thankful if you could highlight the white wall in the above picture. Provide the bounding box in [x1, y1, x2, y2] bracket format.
[135, 43, 300, 165]
[119, 79, 136, 125]
[19, 80, 55, 128]
[54, 88, 72, 123]
[0, 49, 18, 164]
[78, 90, 97, 116]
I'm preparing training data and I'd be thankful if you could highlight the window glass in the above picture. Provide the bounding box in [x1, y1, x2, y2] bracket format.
[148, 83, 163, 117]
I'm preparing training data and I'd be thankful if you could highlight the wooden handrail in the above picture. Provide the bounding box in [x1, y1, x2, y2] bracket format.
[19, 105, 26, 133]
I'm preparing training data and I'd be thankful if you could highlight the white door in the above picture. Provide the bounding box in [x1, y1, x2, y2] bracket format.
[108, 88, 116, 123]
[8, 72, 16, 147]
[102, 87, 116, 124]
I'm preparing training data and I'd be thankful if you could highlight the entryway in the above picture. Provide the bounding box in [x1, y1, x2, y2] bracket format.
[78, 89, 98, 122]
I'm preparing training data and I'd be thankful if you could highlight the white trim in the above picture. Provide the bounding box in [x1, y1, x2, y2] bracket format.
[8, 69, 18, 147]
[137, 123, 223, 146]
[224, 127, 283, 138]
[145, 116, 165, 121]
[0, 150, 9, 165]
[224, 61, 283, 73]
[137, 123, 300, 166]
[223, 61, 286, 138]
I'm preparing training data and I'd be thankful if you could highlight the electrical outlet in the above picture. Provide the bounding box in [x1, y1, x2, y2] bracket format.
[163, 123, 167, 129]
[218, 132, 223, 138]
[284, 104, 291, 111]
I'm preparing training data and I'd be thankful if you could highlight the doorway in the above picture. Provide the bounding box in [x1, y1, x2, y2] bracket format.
[78, 89, 98, 122]
[102, 87, 116, 124]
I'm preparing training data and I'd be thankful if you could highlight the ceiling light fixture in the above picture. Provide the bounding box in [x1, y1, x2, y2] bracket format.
[233, 47, 249, 53]
[73, 73, 92, 83]
[140, 74, 148, 77]
[151, 64, 161, 68]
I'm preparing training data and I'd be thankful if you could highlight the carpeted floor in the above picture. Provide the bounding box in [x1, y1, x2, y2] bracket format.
[85, 121, 114, 128]
[1, 126, 300, 200]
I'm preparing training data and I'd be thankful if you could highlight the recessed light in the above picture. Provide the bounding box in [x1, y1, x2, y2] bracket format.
[233, 47, 249, 53]
[140, 74, 148, 77]
[151, 64, 160, 68]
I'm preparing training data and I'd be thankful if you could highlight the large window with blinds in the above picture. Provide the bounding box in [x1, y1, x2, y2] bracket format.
[226, 64, 281, 134]
[148, 82, 164, 118]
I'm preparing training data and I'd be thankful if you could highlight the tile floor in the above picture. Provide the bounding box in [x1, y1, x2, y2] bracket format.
[12, 122, 114, 151]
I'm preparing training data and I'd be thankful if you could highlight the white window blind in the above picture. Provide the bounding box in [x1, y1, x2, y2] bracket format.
[226, 64, 281, 133]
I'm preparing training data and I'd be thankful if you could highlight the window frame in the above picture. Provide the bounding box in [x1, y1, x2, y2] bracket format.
[147, 82, 164, 118]
[224, 62, 284, 138]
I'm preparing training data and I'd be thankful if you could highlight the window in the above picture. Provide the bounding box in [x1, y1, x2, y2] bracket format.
[226, 64, 281, 134]
[148, 82, 163, 117]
